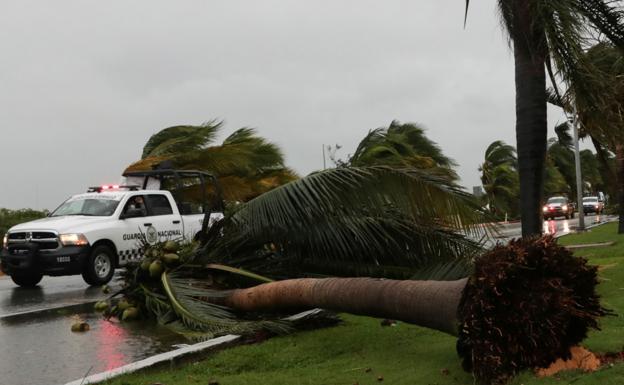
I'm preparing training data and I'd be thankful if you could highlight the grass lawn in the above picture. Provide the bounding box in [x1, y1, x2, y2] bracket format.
[103, 223, 624, 385]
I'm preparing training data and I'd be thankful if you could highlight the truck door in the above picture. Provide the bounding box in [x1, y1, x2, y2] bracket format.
[144, 193, 184, 243]
[115, 194, 151, 264]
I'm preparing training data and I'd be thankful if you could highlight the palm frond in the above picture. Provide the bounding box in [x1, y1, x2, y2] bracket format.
[194, 166, 491, 278]
[161, 270, 291, 335]
[142, 121, 222, 158]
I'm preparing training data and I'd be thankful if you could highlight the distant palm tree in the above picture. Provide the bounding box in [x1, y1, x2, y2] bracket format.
[546, 123, 576, 197]
[124, 121, 297, 202]
[479, 141, 519, 218]
[548, 41, 624, 230]
[465, 0, 624, 237]
[348, 121, 458, 181]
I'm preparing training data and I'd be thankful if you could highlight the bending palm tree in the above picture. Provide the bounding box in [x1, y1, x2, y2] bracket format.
[124, 121, 297, 202]
[479, 140, 519, 218]
[348, 121, 458, 181]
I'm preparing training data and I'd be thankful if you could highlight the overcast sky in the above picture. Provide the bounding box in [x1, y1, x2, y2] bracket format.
[0, 1, 580, 210]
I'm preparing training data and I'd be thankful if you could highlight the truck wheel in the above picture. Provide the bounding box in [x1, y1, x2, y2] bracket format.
[11, 273, 43, 287]
[82, 245, 115, 286]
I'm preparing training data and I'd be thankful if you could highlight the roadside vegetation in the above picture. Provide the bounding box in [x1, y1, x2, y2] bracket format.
[479, 123, 609, 222]
[102, 223, 624, 385]
[0, 208, 48, 241]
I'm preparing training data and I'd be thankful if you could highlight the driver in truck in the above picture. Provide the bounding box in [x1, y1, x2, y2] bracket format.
[126, 196, 146, 216]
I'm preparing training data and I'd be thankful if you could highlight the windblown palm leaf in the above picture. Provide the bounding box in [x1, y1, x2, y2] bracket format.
[159, 270, 290, 337]
[195, 166, 489, 279]
[479, 141, 519, 218]
[349, 121, 458, 181]
[125, 122, 297, 202]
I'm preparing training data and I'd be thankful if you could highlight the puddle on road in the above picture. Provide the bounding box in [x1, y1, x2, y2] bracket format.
[0, 304, 187, 385]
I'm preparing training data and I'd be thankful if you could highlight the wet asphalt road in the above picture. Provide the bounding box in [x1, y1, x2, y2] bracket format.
[487, 213, 615, 245]
[0, 275, 186, 385]
[0, 275, 118, 317]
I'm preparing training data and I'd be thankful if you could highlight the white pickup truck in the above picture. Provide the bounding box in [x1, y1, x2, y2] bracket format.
[1, 170, 223, 287]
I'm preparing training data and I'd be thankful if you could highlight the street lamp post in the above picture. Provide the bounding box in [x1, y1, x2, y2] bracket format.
[572, 108, 585, 231]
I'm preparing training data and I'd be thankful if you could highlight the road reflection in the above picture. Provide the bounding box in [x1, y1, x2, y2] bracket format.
[543, 218, 571, 236]
[97, 319, 128, 371]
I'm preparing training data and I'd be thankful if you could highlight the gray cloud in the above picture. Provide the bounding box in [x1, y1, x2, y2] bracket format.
[0, 0, 576, 209]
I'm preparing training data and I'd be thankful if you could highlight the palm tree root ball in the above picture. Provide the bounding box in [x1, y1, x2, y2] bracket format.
[456, 236, 608, 384]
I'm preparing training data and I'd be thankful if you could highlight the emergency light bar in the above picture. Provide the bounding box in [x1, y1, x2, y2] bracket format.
[87, 185, 140, 193]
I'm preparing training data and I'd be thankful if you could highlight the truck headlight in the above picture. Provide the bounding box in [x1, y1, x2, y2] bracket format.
[542, 206, 548, 212]
[60, 233, 89, 246]
[562, 206, 568, 212]
[2, 233, 7, 249]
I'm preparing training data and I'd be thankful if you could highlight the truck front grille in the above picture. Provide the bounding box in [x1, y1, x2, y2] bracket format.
[7, 231, 60, 251]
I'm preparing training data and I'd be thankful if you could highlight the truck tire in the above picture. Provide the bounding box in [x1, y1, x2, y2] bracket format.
[11, 273, 43, 287]
[82, 245, 115, 286]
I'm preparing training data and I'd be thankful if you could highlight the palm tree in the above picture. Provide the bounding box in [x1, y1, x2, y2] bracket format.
[124, 121, 297, 202]
[465, 0, 624, 237]
[479, 140, 519, 218]
[546, 123, 576, 196]
[347, 121, 458, 181]
[111, 166, 608, 384]
[547, 41, 624, 229]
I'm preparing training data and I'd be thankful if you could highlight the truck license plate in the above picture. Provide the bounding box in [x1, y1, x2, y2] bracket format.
[57, 256, 71, 263]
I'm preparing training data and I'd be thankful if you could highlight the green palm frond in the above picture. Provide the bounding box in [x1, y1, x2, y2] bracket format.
[194, 166, 490, 278]
[576, 0, 624, 48]
[349, 122, 457, 177]
[142, 121, 222, 158]
[231, 167, 486, 237]
[203, 264, 274, 283]
[161, 270, 291, 336]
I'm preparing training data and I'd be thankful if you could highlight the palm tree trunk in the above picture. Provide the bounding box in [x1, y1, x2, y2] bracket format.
[513, 2, 548, 238]
[616, 144, 624, 233]
[222, 277, 467, 336]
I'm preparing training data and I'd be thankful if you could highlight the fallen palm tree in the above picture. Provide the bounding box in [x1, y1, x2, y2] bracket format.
[193, 236, 604, 384]
[110, 167, 607, 384]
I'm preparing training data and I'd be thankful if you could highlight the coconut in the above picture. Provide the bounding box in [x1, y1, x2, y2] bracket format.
[140, 258, 152, 271]
[122, 307, 139, 321]
[149, 260, 163, 278]
[163, 240, 179, 253]
[71, 322, 90, 332]
[162, 253, 180, 265]
[117, 298, 132, 311]
[94, 301, 109, 312]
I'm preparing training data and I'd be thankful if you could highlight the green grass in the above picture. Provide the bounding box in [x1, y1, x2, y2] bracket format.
[103, 222, 624, 385]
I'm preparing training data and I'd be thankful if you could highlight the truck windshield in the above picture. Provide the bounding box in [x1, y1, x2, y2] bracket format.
[51, 198, 120, 217]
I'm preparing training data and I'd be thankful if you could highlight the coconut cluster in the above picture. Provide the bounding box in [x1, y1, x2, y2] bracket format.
[94, 240, 182, 322]
[140, 240, 181, 278]
[456, 236, 608, 384]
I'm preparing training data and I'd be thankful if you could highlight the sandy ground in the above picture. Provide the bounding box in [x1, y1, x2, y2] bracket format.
[537, 346, 600, 377]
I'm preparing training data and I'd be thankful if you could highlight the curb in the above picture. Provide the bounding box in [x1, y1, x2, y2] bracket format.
[0, 300, 98, 320]
[63, 334, 241, 385]
[565, 241, 615, 250]
[62, 309, 325, 385]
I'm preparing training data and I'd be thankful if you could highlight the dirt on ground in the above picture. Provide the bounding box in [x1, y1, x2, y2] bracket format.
[536, 346, 601, 377]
